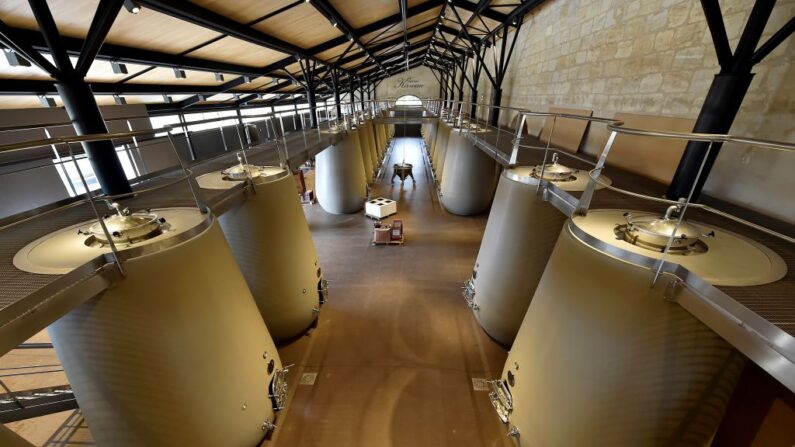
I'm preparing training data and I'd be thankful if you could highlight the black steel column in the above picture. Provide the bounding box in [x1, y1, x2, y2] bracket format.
[488, 87, 502, 127]
[359, 78, 365, 110]
[457, 59, 467, 103]
[306, 80, 318, 128]
[56, 80, 132, 196]
[440, 71, 447, 104]
[366, 77, 372, 101]
[332, 70, 342, 118]
[348, 76, 356, 113]
[448, 63, 457, 109]
[667, 0, 782, 200]
[439, 71, 446, 102]
[666, 73, 754, 199]
[470, 87, 478, 118]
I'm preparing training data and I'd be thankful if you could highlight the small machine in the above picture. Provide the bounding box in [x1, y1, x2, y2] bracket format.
[392, 163, 415, 184]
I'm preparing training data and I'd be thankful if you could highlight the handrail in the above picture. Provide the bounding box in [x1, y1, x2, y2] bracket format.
[0, 127, 174, 154]
[0, 98, 387, 137]
[605, 123, 795, 152]
[431, 98, 794, 252]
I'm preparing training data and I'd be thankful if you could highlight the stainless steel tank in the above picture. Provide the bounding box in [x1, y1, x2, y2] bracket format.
[466, 155, 611, 345]
[376, 120, 388, 158]
[439, 126, 497, 215]
[430, 120, 451, 176]
[315, 129, 368, 214]
[423, 121, 438, 159]
[15, 208, 287, 446]
[355, 122, 375, 181]
[371, 118, 383, 158]
[196, 162, 324, 341]
[491, 206, 787, 445]
[363, 118, 379, 175]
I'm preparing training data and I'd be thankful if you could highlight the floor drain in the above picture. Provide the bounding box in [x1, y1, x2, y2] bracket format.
[299, 373, 318, 386]
[471, 378, 489, 391]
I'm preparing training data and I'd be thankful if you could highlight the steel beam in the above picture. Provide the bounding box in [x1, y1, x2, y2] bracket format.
[75, 0, 125, 76]
[28, 0, 73, 75]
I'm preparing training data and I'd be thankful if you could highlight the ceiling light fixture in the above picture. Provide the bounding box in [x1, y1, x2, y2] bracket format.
[38, 94, 56, 107]
[162, 94, 172, 103]
[113, 94, 126, 105]
[214, 72, 224, 81]
[173, 68, 187, 79]
[110, 60, 128, 74]
[331, 21, 338, 28]
[123, 0, 141, 14]
[3, 49, 31, 67]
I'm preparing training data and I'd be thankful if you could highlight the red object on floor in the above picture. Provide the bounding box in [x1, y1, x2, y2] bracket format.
[391, 220, 403, 241]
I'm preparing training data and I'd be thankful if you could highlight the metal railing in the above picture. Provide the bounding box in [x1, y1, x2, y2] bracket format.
[422, 97, 795, 393]
[422, 98, 794, 253]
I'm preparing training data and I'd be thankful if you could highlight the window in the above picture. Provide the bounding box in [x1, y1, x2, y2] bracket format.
[395, 95, 422, 106]
[149, 114, 181, 135]
[53, 147, 138, 197]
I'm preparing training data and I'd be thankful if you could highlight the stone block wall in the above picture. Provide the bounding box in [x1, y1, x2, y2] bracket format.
[462, 0, 794, 222]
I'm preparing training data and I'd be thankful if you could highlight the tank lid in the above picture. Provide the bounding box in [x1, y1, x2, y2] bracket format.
[531, 153, 577, 181]
[221, 153, 286, 181]
[620, 203, 714, 253]
[85, 202, 165, 245]
[326, 123, 344, 133]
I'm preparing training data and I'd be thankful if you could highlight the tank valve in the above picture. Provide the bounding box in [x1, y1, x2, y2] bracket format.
[261, 421, 276, 432]
[507, 426, 520, 439]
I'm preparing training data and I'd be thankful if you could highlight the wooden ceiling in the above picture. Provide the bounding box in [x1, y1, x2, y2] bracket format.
[0, 0, 533, 110]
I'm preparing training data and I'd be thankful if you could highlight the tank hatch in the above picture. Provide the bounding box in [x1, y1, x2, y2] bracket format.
[83, 202, 167, 246]
[616, 203, 714, 254]
[531, 153, 577, 182]
[222, 153, 264, 180]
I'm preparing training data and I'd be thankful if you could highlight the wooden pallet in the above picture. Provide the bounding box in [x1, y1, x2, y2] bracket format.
[372, 236, 404, 246]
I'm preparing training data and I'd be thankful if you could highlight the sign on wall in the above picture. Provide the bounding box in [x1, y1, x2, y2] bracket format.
[376, 66, 438, 99]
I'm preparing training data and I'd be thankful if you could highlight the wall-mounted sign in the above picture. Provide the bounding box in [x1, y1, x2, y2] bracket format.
[394, 77, 424, 89]
[376, 67, 437, 99]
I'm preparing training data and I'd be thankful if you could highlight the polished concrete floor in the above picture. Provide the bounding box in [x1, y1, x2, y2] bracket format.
[3, 136, 510, 446]
[271, 137, 509, 447]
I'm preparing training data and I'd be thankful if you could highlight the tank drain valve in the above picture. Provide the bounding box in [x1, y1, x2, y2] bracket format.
[261, 421, 276, 432]
[507, 426, 520, 439]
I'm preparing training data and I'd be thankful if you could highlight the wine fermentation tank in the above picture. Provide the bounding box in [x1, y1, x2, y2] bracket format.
[315, 128, 368, 214]
[466, 155, 611, 345]
[439, 125, 497, 215]
[355, 121, 375, 181]
[422, 120, 438, 157]
[14, 207, 288, 446]
[490, 206, 787, 445]
[362, 118, 379, 177]
[430, 120, 451, 178]
[372, 118, 384, 158]
[196, 161, 326, 341]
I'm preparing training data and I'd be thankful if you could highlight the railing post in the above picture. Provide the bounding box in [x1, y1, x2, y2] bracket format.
[508, 113, 527, 165]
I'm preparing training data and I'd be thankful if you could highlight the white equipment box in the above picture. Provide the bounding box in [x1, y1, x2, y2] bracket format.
[365, 197, 397, 219]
